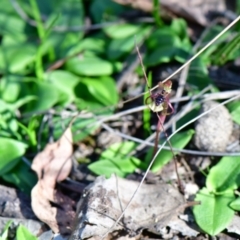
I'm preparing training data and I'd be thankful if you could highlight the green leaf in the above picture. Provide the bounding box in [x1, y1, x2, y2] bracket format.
[90, 0, 127, 23]
[75, 76, 118, 108]
[227, 101, 240, 124]
[47, 116, 101, 143]
[0, 44, 37, 73]
[146, 28, 182, 50]
[88, 157, 146, 178]
[2, 161, 37, 194]
[65, 54, 114, 76]
[24, 81, 60, 113]
[193, 187, 235, 236]
[0, 76, 22, 103]
[88, 141, 146, 178]
[0, 138, 27, 175]
[0, 0, 27, 42]
[45, 70, 80, 105]
[0, 220, 12, 240]
[144, 47, 188, 66]
[150, 130, 194, 172]
[230, 197, 240, 211]
[170, 18, 189, 41]
[206, 156, 240, 193]
[104, 23, 143, 39]
[16, 225, 37, 240]
[107, 26, 151, 60]
[101, 141, 137, 159]
[88, 159, 125, 178]
[67, 36, 106, 56]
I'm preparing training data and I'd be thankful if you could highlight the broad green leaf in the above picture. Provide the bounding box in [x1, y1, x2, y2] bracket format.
[144, 47, 188, 67]
[0, 76, 21, 103]
[65, 55, 114, 76]
[193, 187, 235, 236]
[0, 44, 36, 73]
[0, 138, 27, 175]
[16, 225, 37, 240]
[230, 197, 240, 211]
[2, 161, 37, 194]
[170, 18, 189, 41]
[67, 37, 106, 56]
[47, 116, 101, 143]
[104, 23, 143, 39]
[206, 156, 240, 193]
[45, 70, 79, 105]
[107, 26, 151, 60]
[90, 0, 126, 23]
[75, 76, 118, 108]
[113, 157, 146, 173]
[88, 157, 145, 178]
[24, 81, 60, 113]
[0, 0, 27, 42]
[150, 129, 194, 172]
[101, 141, 137, 159]
[89, 141, 146, 177]
[88, 159, 125, 178]
[146, 28, 182, 50]
[107, 36, 136, 60]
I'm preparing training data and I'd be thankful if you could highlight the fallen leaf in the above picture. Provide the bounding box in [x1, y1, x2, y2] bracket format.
[31, 127, 75, 234]
[31, 127, 73, 193]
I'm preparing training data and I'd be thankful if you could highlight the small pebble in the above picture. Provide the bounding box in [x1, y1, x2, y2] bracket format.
[193, 100, 233, 152]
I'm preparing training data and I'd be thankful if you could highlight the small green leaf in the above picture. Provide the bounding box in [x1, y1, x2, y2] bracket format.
[0, 220, 12, 239]
[150, 130, 194, 172]
[230, 197, 240, 211]
[228, 101, 240, 124]
[45, 70, 80, 105]
[48, 116, 101, 143]
[144, 47, 188, 67]
[170, 18, 189, 41]
[206, 156, 240, 193]
[65, 54, 114, 76]
[25, 81, 60, 113]
[146, 28, 182, 50]
[193, 187, 235, 236]
[88, 141, 146, 178]
[75, 76, 118, 108]
[67, 37, 106, 56]
[16, 225, 37, 240]
[2, 161, 37, 194]
[90, 0, 126, 23]
[104, 23, 142, 39]
[107, 36, 135, 60]
[0, 76, 21, 103]
[101, 141, 137, 159]
[88, 159, 125, 178]
[88, 156, 145, 178]
[0, 138, 27, 175]
[0, 44, 36, 73]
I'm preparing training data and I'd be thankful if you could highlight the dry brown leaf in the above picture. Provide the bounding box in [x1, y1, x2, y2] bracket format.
[32, 127, 73, 190]
[70, 175, 186, 239]
[31, 181, 76, 234]
[31, 127, 75, 234]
